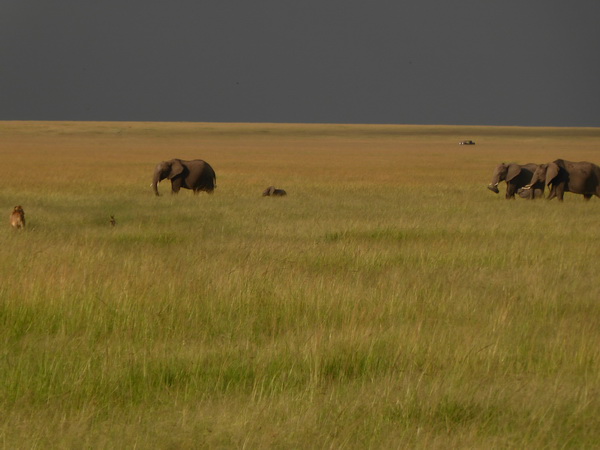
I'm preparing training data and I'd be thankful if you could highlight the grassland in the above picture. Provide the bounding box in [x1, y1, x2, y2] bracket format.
[1, 121, 600, 448]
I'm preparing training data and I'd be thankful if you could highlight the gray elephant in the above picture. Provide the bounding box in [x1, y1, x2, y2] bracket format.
[262, 186, 287, 196]
[522, 159, 600, 201]
[517, 187, 536, 199]
[487, 163, 544, 199]
[152, 159, 216, 196]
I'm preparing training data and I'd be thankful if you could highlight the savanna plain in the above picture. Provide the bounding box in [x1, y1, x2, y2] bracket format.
[1, 122, 600, 448]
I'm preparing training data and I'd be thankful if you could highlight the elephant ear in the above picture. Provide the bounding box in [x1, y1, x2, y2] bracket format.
[168, 159, 185, 179]
[545, 162, 560, 186]
[505, 164, 522, 182]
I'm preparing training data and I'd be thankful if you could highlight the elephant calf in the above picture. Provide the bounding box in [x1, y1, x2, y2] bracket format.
[262, 186, 287, 197]
[517, 188, 537, 199]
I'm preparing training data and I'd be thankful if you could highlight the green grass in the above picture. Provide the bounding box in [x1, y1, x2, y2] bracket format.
[1, 122, 600, 447]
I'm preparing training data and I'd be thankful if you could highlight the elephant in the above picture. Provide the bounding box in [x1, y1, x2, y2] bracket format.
[459, 140, 475, 145]
[262, 186, 287, 197]
[152, 159, 216, 196]
[522, 159, 600, 201]
[517, 187, 536, 199]
[487, 163, 544, 199]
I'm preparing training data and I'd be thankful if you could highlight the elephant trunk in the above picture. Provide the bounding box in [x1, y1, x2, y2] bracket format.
[524, 170, 544, 191]
[152, 172, 162, 196]
[487, 183, 500, 194]
[522, 176, 538, 191]
[487, 172, 501, 194]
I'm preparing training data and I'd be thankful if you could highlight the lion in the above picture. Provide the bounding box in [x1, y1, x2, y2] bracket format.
[10, 205, 25, 229]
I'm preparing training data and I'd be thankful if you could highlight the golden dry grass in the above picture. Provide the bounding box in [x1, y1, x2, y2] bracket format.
[1, 121, 600, 448]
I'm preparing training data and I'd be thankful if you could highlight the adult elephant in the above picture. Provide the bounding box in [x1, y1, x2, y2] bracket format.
[522, 159, 600, 201]
[487, 163, 544, 199]
[152, 159, 216, 196]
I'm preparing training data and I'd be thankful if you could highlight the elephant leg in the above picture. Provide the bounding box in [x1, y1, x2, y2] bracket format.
[555, 185, 565, 201]
[171, 179, 182, 194]
[505, 183, 516, 199]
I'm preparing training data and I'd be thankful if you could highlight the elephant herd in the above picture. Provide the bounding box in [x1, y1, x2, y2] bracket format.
[151, 157, 600, 202]
[487, 159, 600, 201]
[150, 156, 600, 202]
[152, 157, 600, 202]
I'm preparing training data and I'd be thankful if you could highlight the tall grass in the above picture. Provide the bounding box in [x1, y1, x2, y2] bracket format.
[1, 122, 600, 447]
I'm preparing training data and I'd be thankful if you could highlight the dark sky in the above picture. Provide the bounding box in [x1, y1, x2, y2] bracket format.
[2, 1, 599, 126]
